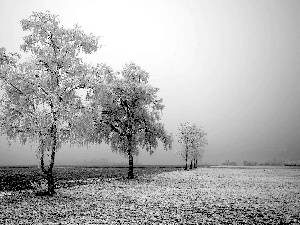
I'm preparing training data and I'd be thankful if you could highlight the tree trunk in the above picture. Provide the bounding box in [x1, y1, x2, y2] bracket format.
[39, 147, 56, 196]
[47, 117, 57, 196]
[190, 160, 193, 169]
[128, 152, 134, 179]
[39, 116, 57, 196]
[185, 158, 188, 170]
[127, 134, 134, 179]
[185, 149, 188, 170]
[46, 169, 55, 196]
[196, 159, 198, 168]
[194, 158, 196, 168]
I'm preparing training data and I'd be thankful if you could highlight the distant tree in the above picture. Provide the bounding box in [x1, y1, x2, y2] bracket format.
[192, 148, 205, 168]
[243, 160, 258, 166]
[0, 11, 100, 195]
[222, 160, 237, 166]
[263, 159, 282, 166]
[177, 122, 208, 170]
[92, 62, 173, 179]
[243, 160, 248, 166]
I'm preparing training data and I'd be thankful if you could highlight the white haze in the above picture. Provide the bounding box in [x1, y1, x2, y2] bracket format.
[0, 0, 300, 166]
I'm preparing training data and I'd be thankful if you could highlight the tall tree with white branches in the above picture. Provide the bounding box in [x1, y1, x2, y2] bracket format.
[92, 62, 173, 178]
[0, 11, 100, 195]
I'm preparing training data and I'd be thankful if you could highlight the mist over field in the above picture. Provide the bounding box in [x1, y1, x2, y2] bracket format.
[1, 0, 300, 166]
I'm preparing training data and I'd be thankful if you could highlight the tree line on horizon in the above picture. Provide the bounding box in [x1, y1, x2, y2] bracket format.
[220, 159, 300, 166]
[0, 11, 207, 196]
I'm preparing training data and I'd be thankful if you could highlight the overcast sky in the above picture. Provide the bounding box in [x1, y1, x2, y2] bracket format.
[0, 0, 300, 166]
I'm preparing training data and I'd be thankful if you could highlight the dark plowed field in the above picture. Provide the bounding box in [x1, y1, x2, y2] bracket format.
[0, 166, 182, 191]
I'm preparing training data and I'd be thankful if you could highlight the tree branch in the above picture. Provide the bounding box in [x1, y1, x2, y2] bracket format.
[98, 119, 121, 135]
[1, 77, 24, 95]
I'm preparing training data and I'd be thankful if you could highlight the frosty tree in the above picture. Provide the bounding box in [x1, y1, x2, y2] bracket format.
[177, 122, 207, 170]
[191, 148, 205, 168]
[0, 11, 100, 195]
[92, 62, 173, 179]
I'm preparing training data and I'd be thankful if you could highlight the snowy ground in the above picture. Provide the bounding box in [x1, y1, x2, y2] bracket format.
[1, 167, 300, 224]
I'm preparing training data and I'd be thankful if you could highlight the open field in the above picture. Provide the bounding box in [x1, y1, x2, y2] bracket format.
[1, 167, 300, 224]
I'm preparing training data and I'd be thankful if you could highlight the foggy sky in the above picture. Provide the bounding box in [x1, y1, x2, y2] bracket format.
[0, 0, 300, 166]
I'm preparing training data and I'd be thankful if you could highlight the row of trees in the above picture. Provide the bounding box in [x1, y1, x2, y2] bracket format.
[0, 11, 208, 196]
[223, 160, 299, 166]
[0, 11, 174, 195]
[284, 160, 300, 166]
[244, 160, 299, 166]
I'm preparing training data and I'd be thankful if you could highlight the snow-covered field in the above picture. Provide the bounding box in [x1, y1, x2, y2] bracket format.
[1, 167, 300, 224]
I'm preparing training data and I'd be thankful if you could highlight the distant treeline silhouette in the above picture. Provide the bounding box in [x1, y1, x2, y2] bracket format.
[221, 159, 300, 166]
